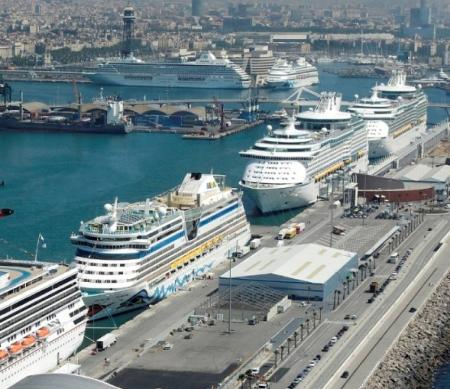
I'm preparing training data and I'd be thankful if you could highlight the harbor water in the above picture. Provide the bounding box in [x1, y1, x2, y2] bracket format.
[0, 69, 449, 372]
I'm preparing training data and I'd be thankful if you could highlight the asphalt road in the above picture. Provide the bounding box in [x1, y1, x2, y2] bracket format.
[270, 212, 450, 389]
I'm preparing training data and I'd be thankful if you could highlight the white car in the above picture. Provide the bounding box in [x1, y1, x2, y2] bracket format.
[251, 367, 260, 376]
[308, 361, 316, 368]
[330, 336, 338, 343]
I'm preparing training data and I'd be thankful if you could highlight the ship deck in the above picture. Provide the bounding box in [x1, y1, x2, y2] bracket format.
[0, 260, 69, 304]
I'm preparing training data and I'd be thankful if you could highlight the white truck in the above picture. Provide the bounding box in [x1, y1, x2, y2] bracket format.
[96, 333, 117, 351]
[235, 245, 250, 258]
[250, 238, 261, 249]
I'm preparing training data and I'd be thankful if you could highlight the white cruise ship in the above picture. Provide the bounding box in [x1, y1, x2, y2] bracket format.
[239, 93, 368, 213]
[85, 52, 251, 89]
[0, 260, 87, 388]
[348, 70, 428, 159]
[266, 58, 319, 89]
[71, 173, 251, 320]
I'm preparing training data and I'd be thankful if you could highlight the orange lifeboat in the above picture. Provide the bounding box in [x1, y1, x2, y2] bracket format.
[0, 349, 9, 364]
[36, 327, 50, 339]
[21, 335, 36, 349]
[8, 342, 23, 356]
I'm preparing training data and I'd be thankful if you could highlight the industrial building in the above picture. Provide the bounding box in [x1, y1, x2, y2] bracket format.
[219, 243, 358, 301]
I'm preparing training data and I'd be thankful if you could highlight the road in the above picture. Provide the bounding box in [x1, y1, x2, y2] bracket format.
[270, 212, 450, 389]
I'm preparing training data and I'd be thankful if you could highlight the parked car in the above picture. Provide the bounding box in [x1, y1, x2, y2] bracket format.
[409, 307, 417, 313]
[341, 371, 349, 379]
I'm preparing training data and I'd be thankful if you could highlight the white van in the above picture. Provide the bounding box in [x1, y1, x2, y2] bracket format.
[388, 252, 399, 264]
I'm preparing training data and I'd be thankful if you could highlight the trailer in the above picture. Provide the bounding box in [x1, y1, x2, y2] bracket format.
[96, 333, 117, 351]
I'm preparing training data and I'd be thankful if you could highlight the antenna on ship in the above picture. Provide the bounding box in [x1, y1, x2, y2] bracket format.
[121, 5, 136, 58]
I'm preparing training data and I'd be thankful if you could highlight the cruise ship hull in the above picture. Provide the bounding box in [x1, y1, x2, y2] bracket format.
[1, 322, 86, 388]
[241, 181, 318, 214]
[85, 72, 250, 89]
[266, 75, 319, 90]
[82, 225, 251, 321]
[368, 121, 427, 159]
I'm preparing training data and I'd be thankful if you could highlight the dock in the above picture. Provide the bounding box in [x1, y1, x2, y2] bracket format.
[182, 120, 264, 140]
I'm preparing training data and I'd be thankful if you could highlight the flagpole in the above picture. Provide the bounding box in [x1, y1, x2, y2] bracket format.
[34, 233, 41, 262]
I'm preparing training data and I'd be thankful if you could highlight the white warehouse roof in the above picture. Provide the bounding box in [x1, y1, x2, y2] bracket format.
[221, 243, 356, 284]
[393, 163, 450, 184]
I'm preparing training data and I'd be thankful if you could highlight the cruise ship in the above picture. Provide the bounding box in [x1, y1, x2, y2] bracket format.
[266, 58, 319, 89]
[85, 52, 251, 89]
[348, 70, 428, 159]
[239, 93, 368, 213]
[0, 260, 87, 388]
[71, 173, 251, 320]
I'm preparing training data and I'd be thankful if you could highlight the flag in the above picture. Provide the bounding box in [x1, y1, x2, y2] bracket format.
[39, 234, 47, 249]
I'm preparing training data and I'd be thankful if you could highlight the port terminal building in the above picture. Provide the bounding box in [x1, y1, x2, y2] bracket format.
[355, 173, 435, 203]
[219, 243, 358, 301]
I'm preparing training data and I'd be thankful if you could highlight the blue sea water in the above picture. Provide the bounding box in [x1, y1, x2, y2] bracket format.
[434, 363, 450, 389]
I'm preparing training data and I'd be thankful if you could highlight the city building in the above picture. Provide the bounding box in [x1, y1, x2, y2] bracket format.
[219, 243, 358, 301]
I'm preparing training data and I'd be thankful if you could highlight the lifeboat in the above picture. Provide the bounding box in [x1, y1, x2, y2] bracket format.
[8, 342, 23, 356]
[0, 349, 9, 364]
[21, 335, 36, 349]
[36, 327, 50, 339]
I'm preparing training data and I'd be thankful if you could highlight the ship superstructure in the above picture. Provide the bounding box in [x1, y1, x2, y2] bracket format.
[85, 52, 251, 89]
[266, 58, 319, 89]
[71, 173, 251, 320]
[0, 260, 87, 388]
[239, 92, 368, 213]
[348, 70, 428, 159]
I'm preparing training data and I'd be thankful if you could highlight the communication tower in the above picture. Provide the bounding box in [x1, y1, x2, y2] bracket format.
[121, 7, 136, 58]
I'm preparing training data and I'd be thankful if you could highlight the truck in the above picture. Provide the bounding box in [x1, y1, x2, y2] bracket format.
[235, 245, 250, 258]
[285, 227, 297, 239]
[332, 225, 346, 236]
[96, 333, 117, 351]
[369, 281, 379, 293]
[277, 228, 288, 240]
[250, 238, 261, 249]
[295, 222, 306, 234]
[388, 252, 399, 264]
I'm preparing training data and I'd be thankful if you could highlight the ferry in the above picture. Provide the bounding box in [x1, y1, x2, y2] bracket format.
[85, 52, 251, 89]
[71, 173, 251, 320]
[266, 58, 319, 89]
[0, 260, 87, 388]
[348, 70, 428, 159]
[239, 92, 368, 213]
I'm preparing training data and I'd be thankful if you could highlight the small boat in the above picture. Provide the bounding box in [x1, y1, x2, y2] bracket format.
[0, 349, 9, 364]
[8, 342, 23, 356]
[36, 327, 50, 339]
[21, 335, 36, 349]
[0, 208, 14, 218]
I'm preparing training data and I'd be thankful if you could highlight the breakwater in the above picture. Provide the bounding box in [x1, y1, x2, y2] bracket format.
[364, 272, 450, 389]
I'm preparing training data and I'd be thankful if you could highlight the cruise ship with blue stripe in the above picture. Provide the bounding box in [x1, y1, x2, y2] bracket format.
[70, 173, 251, 320]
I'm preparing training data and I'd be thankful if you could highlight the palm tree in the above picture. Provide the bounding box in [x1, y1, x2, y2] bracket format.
[342, 281, 347, 300]
[300, 323, 304, 341]
[337, 290, 341, 305]
[294, 331, 298, 347]
[306, 318, 310, 335]
[313, 311, 317, 329]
